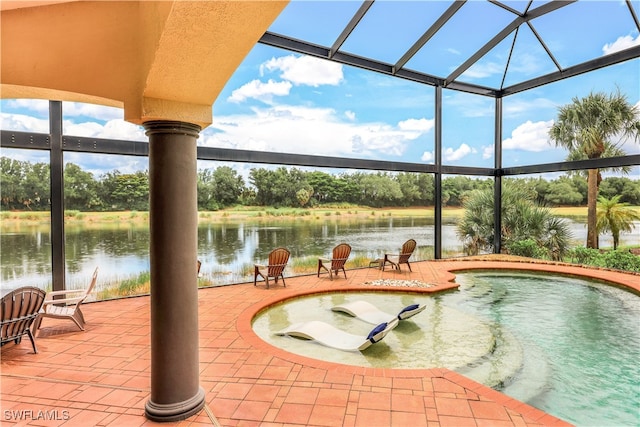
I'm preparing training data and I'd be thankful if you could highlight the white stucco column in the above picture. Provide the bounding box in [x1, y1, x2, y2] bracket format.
[143, 120, 204, 422]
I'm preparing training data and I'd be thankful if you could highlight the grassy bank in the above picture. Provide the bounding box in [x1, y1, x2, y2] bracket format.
[6, 205, 632, 225]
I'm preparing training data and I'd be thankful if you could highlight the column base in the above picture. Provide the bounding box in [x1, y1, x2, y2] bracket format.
[145, 387, 206, 422]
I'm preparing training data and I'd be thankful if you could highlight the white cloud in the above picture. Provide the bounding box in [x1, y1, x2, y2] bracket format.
[100, 120, 146, 141]
[482, 145, 494, 160]
[261, 54, 344, 87]
[508, 51, 547, 75]
[398, 118, 434, 132]
[444, 143, 476, 161]
[421, 151, 434, 163]
[503, 97, 557, 118]
[5, 99, 50, 115]
[502, 120, 554, 152]
[201, 105, 430, 159]
[228, 79, 292, 103]
[0, 113, 49, 133]
[463, 61, 504, 79]
[62, 119, 146, 141]
[65, 152, 148, 176]
[602, 33, 640, 55]
[345, 110, 356, 121]
[62, 102, 124, 120]
[445, 92, 494, 117]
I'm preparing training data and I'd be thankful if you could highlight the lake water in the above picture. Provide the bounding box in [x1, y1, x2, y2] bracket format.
[1, 217, 638, 293]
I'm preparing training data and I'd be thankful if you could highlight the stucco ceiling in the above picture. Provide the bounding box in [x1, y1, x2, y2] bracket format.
[0, 1, 288, 127]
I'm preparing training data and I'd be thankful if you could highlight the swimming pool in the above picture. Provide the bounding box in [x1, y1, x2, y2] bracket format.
[252, 271, 640, 426]
[452, 271, 639, 427]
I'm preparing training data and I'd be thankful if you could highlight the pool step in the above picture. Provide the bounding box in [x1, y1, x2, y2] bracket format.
[456, 322, 524, 389]
[499, 339, 551, 404]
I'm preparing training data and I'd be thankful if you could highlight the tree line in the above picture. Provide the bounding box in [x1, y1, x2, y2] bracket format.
[1, 156, 639, 212]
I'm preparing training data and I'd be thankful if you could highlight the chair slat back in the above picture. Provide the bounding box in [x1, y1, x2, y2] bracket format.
[267, 248, 290, 276]
[1, 287, 45, 343]
[331, 243, 352, 269]
[399, 239, 417, 262]
[83, 267, 99, 300]
[63, 267, 98, 308]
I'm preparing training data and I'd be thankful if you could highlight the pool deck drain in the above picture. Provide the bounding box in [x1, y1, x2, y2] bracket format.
[2, 256, 637, 426]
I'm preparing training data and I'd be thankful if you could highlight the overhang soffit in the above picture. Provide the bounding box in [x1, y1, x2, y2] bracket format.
[143, 1, 288, 105]
[1, 1, 153, 104]
[1, 1, 288, 127]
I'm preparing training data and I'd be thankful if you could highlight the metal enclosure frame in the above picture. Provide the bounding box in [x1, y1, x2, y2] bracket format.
[1, 0, 639, 291]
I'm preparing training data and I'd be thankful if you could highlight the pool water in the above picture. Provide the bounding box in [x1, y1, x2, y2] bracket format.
[452, 271, 640, 427]
[252, 271, 640, 426]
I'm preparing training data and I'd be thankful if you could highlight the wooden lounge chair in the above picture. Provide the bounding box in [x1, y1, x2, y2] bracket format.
[383, 239, 417, 272]
[317, 243, 351, 280]
[33, 267, 98, 334]
[1, 286, 46, 353]
[254, 248, 290, 289]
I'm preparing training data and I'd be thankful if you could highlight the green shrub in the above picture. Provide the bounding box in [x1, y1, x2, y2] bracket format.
[602, 250, 640, 272]
[509, 239, 546, 259]
[568, 247, 640, 273]
[569, 247, 601, 265]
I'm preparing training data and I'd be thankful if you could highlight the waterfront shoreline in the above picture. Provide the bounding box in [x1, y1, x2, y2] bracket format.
[1, 205, 599, 225]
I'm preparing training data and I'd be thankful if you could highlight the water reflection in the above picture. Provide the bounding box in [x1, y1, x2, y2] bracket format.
[1, 217, 637, 292]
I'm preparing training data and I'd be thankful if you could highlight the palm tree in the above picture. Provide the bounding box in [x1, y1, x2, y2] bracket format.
[596, 195, 640, 250]
[457, 181, 572, 260]
[549, 91, 640, 248]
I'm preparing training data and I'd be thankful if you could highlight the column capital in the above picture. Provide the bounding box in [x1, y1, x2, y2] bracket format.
[143, 120, 201, 137]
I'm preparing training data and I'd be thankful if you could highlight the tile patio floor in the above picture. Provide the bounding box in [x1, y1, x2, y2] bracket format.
[2, 256, 638, 426]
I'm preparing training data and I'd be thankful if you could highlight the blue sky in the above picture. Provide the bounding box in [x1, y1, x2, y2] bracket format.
[1, 0, 639, 180]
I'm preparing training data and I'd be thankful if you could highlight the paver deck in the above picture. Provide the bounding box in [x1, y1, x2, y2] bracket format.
[2, 256, 638, 426]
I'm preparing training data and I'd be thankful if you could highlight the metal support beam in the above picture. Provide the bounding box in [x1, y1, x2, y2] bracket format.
[493, 97, 503, 254]
[329, 0, 374, 59]
[501, 155, 640, 176]
[393, 0, 466, 74]
[259, 32, 498, 97]
[627, 0, 640, 32]
[434, 86, 443, 260]
[488, 0, 523, 16]
[527, 22, 562, 73]
[49, 101, 65, 292]
[502, 45, 640, 96]
[445, 1, 574, 85]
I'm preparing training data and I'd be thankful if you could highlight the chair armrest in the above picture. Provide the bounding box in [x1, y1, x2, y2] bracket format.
[43, 296, 84, 306]
[45, 289, 85, 298]
[255, 264, 266, 268]
[318, 257, 330, 263]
